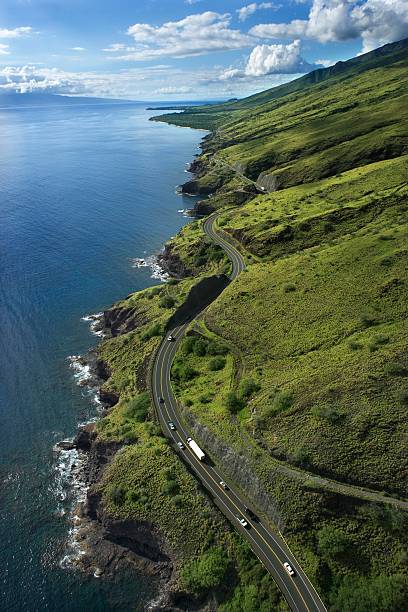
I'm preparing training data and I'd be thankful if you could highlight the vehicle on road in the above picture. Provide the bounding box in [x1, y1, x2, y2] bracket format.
[245, 507, 258, 521]
[236, 515, 249, 528]
[167, 335, 175, 342]
[168, 421, 176, 430]
[186, 437, 205, 461]
[283, 562, 295, 577]
[159, 397, 164, 404]
[177, 441, 185, 450]
[219, 480, 228, 490]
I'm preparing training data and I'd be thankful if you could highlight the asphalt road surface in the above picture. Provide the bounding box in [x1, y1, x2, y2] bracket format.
[151, 212, 327, 612]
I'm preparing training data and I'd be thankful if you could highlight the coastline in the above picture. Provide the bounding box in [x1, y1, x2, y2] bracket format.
[56, 145, 211, 609]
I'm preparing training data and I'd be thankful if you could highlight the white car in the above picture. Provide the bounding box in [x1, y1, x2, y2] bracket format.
[167, 335, 175, 342]
[219, 481, 229, 490]
[177, 441, 185, 450]
[283, 562, 295, 577]
[168, 421, 176, 430]
[236, 515, 249, 528]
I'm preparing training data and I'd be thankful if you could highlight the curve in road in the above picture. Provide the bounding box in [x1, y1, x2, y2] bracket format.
[151, 211, 327, 612]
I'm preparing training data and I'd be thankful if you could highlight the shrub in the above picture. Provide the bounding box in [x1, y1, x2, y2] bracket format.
[311, 404, 344, 424]
[109, 486, 126, 506]
[199, 393, 212, 404]
[172, 495, 184, 508]
[239, 378, 260, 399]
[208, 357, 226, 371]
[163, 480, 179, 496]
[271, 390, 293, 414]
[167, 278, 179, 285]
[193, 339, 208, 357]
[159, 295, 176, 308]
[348, 340, 361, 350]
[385, 362, 407, 376]
[181, 547, 229, 594]
[317, 525, 349, 561]
[283, 283, 296, 293]
[123, 392, 150, 422]
[182, 336, 197, 354]
[360, 312, 378, 328]
[207, 341, 229, 356]
[399, 389, 408, 405]
[141, 323, 162, 341]
[225, 391, 245, 413]
[173, 362, 198, 382]
[128, 490, 139, 502]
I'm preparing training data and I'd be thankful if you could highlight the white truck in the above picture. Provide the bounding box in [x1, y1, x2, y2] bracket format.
[186, 437, 205, 461]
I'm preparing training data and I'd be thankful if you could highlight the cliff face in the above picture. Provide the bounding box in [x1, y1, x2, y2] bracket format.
[159, 244, 193, 278]
[166, 275, 229, 329]
[180, 406, 285, 532]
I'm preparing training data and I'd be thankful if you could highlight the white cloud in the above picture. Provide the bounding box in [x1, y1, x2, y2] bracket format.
[237, 3, 277, 22]
[155, 85, 193, 94]
[0, 26, 32, 39]
[245, 39, 319, 75]
[118, 11, 253, 60]
[250, 0, 408, 51]
[0, 44, 10, 55]
[71, 47, 85, 52]
[352, 0, 408, 53]
[219, 67, 244, 80]
[315, 57, 336, 67]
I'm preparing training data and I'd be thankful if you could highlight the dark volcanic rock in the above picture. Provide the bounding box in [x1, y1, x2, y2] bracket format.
[99, 388, 119, 407]
[74, 427, 95, 452]
[159, 244, 192, 279]
[103, 305, 148, 337]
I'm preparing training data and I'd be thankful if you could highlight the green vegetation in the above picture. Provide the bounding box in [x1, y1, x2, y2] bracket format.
[160, 38, 408, 610]
[93, 39, 408, 610]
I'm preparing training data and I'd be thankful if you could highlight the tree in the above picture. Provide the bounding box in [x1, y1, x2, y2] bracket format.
[159, 295, 175, 308]
[209, 356, 226, 371]
[181, 547, 229, 594]
[317, 526, 349, 561]
[332, 574, 406, 612]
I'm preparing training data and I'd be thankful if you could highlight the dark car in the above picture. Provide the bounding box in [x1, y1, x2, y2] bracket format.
[245, 507, 258, 521]
[159, 397, 165, 404]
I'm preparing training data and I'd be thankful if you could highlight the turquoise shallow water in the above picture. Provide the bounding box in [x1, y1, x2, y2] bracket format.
[0, 102, 201, 611]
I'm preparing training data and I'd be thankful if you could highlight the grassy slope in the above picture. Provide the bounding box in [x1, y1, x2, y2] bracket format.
[159, 39, 408, 610]
[92, 39, 408, 611]
[93, 279, 288, 609]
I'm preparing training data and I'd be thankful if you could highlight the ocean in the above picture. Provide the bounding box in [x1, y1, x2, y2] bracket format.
[0, 101, 202, 611]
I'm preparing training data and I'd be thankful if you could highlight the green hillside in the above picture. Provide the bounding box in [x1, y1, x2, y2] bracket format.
[96, 39, 408, 611]
[157, 38, 408, 609]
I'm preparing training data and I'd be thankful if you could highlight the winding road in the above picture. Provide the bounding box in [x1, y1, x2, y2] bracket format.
[151, 212, 327, 612]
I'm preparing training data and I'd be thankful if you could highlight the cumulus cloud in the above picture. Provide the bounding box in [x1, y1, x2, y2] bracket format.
[0, 26, 32, 39]
[71, 47, 85, 52]
[116, 12, 253, 60]
[0, 44, 10, 55]
[237, 3, 277, 22]
[0, 64, 196, 99]
[245, 39, 319, 75]
[250, 0, 408, 51]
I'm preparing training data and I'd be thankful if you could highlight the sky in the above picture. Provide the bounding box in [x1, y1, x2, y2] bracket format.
[0, 0, 407, 100]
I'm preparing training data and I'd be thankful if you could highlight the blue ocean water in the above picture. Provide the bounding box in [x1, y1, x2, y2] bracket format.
[0, 102, 202, 611]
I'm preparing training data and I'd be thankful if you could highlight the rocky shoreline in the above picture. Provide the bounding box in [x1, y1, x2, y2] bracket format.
[56, 138, 230, 610]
